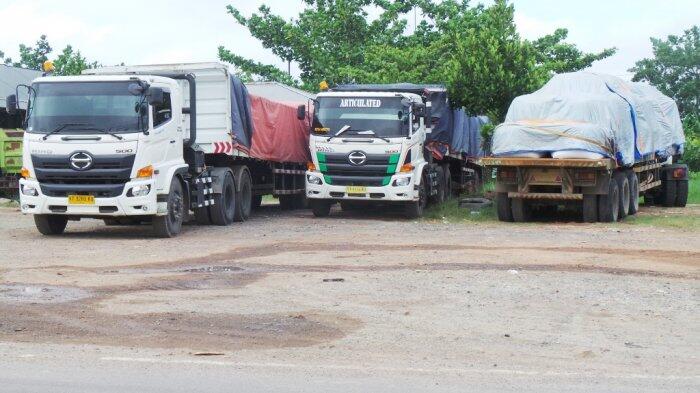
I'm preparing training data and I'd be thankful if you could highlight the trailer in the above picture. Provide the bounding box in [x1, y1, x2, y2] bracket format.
[7, 62, 310, 236]
[483, 72, 688, 222]
[0, 129, 23, 198]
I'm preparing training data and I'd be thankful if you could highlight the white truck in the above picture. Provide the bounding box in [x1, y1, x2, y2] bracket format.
[304, 84, 485, 217]
[7, 63, 309, 237]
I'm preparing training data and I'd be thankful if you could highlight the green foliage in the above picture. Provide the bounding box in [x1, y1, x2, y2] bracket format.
[218, 47, 297, 86]
[222, 0, 615, 120]
[680, 115, 700, 171]
[689, 172, 700, 205]
[630, 25, 699, 118]
[13, 35, 52, 70]
[0, 50, 12, 65]
[53, 45, 99, 76]
[4, 35, 97, 75]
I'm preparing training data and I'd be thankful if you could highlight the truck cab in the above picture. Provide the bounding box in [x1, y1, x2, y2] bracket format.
[306, 89, 437, 217]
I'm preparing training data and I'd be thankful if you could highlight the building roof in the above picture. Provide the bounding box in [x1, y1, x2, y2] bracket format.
[0, 65, 41, 108]
[245, 81, 316, 103]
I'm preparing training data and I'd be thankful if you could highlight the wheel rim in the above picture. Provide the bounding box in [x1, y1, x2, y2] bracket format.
[169, 191, 183, 223]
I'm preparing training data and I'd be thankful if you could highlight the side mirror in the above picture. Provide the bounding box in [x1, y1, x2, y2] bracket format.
[6, 94, 18, 115]
[296, 104, 306, 120]
[413, 103, 426, 117]
[128, 82, 146, 95]
[147, 87, 164, 106]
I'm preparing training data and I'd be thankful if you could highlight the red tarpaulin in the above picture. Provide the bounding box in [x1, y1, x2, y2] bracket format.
[249, 95, 311, 164]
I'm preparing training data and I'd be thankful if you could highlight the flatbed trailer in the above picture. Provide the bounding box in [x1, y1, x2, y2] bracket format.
[480, 156, 689, 222]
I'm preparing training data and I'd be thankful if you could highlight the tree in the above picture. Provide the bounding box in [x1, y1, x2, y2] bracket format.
[7, 35, 98, 75]
[13, 35, 52, 70]
[53, 45, 99, 76]
[630, 25, 699, 119]
[0, 50, 12, 65]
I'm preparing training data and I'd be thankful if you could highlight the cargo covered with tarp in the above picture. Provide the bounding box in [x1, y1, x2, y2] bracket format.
[228, 76, 311, 164]
[332, 83, 488, 158]
[491, 72, 685, 166]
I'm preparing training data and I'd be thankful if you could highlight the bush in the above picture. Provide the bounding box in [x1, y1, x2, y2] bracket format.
[681, 115, 700, 171]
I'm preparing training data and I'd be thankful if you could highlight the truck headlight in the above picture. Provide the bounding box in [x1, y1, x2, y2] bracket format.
[307, 174, 322, 185]
[393, 177, 411, 187]
[127, 184, 151, 197]
[21, 184, 39, 196]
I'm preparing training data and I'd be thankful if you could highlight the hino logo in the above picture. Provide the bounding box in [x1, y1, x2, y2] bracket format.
[69, 151, 93, 171]
[348, 151, 367, 166]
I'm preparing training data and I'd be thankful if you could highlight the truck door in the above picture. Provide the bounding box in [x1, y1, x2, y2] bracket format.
[149, 85, 183, 169]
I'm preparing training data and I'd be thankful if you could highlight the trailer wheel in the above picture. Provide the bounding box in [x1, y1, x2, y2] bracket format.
[614, 172, 630, 219]
[582, 194, 598, 223]
[233, 168, 252, 222]
[405, 173, 428, 219]
[627, 170, 640, 215]
[443, 165, 453, 200]
[430, 167, 445, 204]
[495, 193, 513, 222]
[210, 171, 236, 225]
[310, 200, 331, 217]
[511, 198, 531, 222]
[34, 215, 68, 235]
[251, 195, 263, 210]
[153, 178, 185, 237]
[675, 180, 688, 207]
[659, 176, 677, 207]
[598, 177, 619, 222]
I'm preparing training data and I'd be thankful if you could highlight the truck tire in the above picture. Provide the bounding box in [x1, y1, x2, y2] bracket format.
[582, 194, 598, 223]
[310, 200, 331, 217]
[233, 168, 252, 222]
[443, 165, 453, 200]
[153, 178, 185, 237]
[495, 193, 513, 222]
[614, 171, 630, 219]
[627, 170, 639, 215]
[660, 177, 677, 207]
[430, 167, 445, 204]
[251, 195, 263, 210]
[404, 173, 428, 219]
[598, 177, 619, 222]
[675, 180, 688, 207]
[34, 215, 68, 235]
[210, 171, 236, 225]
[511, 198, 531, 222]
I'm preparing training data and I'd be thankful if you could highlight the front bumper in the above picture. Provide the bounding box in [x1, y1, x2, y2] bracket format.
[19, 178, 159, 217]
[305, 171, 417, 201]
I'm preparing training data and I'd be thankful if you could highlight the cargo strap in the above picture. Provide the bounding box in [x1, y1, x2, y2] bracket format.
[499, 120, 614, 156]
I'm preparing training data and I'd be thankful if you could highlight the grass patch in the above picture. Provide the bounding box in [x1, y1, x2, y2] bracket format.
[688, 172, 700, 204]
[622, 214, 700, 230]
[0, 199, 19, 208]
[423, 199, 496, 223]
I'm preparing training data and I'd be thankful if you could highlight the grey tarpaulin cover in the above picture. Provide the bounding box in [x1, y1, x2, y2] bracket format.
[492, 72, 685, 166]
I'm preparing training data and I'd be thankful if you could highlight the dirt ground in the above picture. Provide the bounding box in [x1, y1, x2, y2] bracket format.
[0, 203, 698, 392]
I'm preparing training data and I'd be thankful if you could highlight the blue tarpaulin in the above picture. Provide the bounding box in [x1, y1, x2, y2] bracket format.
[229, 76, 254, 148]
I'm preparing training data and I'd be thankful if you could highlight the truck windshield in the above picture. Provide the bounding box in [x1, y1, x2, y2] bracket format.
[26, 82, 144, 134]
[313, 96, 407, 138]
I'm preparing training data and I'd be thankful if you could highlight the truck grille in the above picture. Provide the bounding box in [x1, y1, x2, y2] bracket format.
[32, 154, 135, 197]
[317, 152, 400, 187]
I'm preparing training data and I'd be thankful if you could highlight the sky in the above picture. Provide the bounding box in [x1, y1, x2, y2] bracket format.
[0, 0, 698, 80]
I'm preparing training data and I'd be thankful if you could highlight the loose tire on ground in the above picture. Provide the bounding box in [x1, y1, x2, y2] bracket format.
[153, 178, 185, 237]
[627, 170, 639, 215]
[582, 194, 598, 223]
[34, 215, 68, 235]
[511, 198, 532, 222]
[614, 171, 630, 219]
[233, 168, 252, 222]
[675, 180, 688, 207]
[210, 171, 236, 226]
[405, 172, 428, 219]
[495, 192, 513, 222]
[310, 200, 331, 217]
[598, 177, 619, 222]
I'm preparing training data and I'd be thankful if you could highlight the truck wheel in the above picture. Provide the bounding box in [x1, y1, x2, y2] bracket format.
[660, 177, 677, 207]
[430, 167, 445, 204]
[614, 172, 630, 219]
[627, 170, 640, 215]
[511, 198, 531, 222]
[598, 177, 619, 222]
[675, 180, 688, 207]
[443, 166, 453, 200]
[210, 171, 236, 225]
[495, 193, 513, 222]
[310, 200, 331, 217]
[404, 173, 428, 218]
[34, 215, 68, 235]
[153, 178, 185, 237]
[582, 194, 598, 223]
[251, 195, 263, 210]
[233, 168, 252, 222]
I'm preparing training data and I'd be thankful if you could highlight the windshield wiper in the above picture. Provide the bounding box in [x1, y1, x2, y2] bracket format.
[357, 130, 391, 143]
[42, 123, 90, 140]
[326, 124, 354, 142]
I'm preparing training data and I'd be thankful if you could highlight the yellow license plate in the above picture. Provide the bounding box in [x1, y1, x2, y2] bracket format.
[68, 195, 95, 205]
[346, 186, 367, 194]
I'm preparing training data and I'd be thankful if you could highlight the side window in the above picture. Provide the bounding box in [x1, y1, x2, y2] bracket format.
[153, 92, 172, 128]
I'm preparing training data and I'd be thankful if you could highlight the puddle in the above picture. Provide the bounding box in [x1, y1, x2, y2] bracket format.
[0, 284, 92, 304]
[179, 266, 244, 273]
